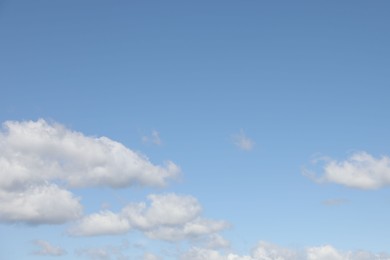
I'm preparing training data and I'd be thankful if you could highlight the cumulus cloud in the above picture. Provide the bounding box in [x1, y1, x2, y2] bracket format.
[70, 193, 229, 242]
[181, 242, 390, 260]
[0, 184, 82, 224]
[0, 119, 180, 225]
[305, 152, 390, 189]
[142, 130, 162, 146]
[0, 119, 179, 190]
[232, 130, 254, 151]
[32, 240, 66, 256]
[180, 247, 253, 260]
[69, 210, 131, 236]
[252, 241, 300, 259]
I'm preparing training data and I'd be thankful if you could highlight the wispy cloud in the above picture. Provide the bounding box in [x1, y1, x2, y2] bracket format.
[232, 129, 255, 151]
[142, 130, 162, 146]
[304, 152, 390, 189]
[32, 240, 66, 256]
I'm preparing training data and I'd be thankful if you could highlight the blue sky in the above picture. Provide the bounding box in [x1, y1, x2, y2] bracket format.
[1, 1, 390, 259]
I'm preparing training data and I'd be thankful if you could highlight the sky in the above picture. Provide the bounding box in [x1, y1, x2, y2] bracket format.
[0, 0, 390, 259]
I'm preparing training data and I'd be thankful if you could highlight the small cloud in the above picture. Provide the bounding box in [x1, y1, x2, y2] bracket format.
[322, 199, 348, 206]
[32, 240, 66, 256]
[232, 129, 255, 151]
[142, 130, 162, 146]
[304, 152, 390, 190]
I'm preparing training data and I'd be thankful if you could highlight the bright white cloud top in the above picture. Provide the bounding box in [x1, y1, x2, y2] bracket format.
[182, 242, 390, 260]
[70, 193, 229, 241]
[0, 119, 179, 189]
[307, 152, 390, 190]
[0, 119, 180, 225]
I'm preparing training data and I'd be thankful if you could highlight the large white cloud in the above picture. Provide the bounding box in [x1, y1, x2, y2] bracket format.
[0, 119, 180, 225]
[70, 193, 229, 242]
[0, 184, 82, 224]
[305, 152, 390, 189]
[0, 119, 180, 190]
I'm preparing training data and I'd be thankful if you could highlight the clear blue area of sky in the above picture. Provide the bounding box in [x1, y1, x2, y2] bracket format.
[1, 1, 390, 259]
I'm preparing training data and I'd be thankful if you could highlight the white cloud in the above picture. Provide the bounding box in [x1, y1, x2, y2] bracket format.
[69, 210, 131, 236]
[0, 119, 179, 190]
[0, 119, 180, 225]
[306, 245, 344, 260]
[252, 241, 300, 260]
[181, 242, 390, 260]
[145, 218, 229, 241]
[70, 193, 229, 242]
[142, 130, 162, 146]
[0, 184, 82, 224]
[180, 247, 253, 260]
[305, 152, 390, 189]
[122, 193, 202, 229]
[32, 240, 66, 256]
[232, 130, 254, 151]
[206, 234, 231, 249]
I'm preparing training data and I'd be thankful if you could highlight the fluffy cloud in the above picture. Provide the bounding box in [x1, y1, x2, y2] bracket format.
[145, 218, 229, 241]
[0, 184, 82, 224]
[232, 130, 254, 151]
[181, 242, 390, 260]
[252, 241, 300, 259]
[32, 240, 66, 256]
[123, 193, 202, 229]
[0, 119, 179, 190]
[0, 119, 180, 225]
[69, 210, 131, 236]
[181, 247, 253, 260]
[70, 193, 229, 242]
[306, 152, 390, 189]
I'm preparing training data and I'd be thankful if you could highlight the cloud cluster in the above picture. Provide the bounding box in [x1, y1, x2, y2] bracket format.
[70, 193, 229, 242]
[0, 119, 180, 225]
[306, 152, 390, 189]
[181, 241, 390, 260]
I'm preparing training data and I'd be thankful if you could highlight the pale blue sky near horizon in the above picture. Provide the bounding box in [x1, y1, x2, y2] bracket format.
[1, 1, 390, 259]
